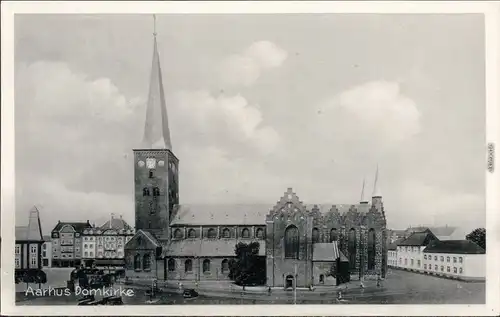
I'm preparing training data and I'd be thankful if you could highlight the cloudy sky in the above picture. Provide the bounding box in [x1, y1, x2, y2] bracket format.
[14, 14, 486, 235]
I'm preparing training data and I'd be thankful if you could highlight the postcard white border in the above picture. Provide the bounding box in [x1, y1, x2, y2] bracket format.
[1, 1, 499, 316]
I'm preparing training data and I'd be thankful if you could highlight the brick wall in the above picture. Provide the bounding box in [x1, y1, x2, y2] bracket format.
[134, 150, 172, 240]
[165, 257, 233, 281]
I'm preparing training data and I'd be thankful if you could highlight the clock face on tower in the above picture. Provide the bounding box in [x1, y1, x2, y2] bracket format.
[146, 158, 156, 169]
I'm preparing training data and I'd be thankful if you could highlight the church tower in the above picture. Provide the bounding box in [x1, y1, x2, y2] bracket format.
[133, 18, 179, 241]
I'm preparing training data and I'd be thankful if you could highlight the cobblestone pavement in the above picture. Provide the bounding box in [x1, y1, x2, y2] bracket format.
[16, 269, 485, 305]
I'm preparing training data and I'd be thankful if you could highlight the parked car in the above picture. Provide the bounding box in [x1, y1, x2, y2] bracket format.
[114, 269, 126, 278]
[183, 289, 199, 298]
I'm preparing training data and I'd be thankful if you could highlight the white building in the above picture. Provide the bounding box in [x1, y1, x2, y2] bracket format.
[82, 229, 96, 266]
[42, 235, 52, 267]
[423, 240, 485, 281]
[388, 241, 398, 267]
[82, 215, 134, 268]
[396, 230, 438, 272]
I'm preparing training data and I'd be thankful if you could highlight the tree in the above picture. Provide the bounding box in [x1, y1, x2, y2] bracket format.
[228, 242, 266, 286]
[466, 228, 486, 250]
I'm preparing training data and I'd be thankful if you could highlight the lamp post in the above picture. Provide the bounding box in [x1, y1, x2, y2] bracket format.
[294, 264, 297, 305]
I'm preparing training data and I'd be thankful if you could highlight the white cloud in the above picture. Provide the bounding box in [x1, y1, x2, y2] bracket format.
[177, 145, 291, 204]
[171, 90, 281, 155]
[15, 60, 284, 233]
[18, 176, 134, 231]
[219, 41, 288, 87]
[15, 61, 143, 232]
[245, 41, 288, 68]
[311, 80, 421, 162]
[16, 61, 142, 124]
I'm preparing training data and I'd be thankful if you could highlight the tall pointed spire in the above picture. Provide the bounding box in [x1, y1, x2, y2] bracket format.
[27, 206, 43, 241]
[372, 164, 382, 198]
[360, 177, 368, 203]
[142, 14, 172, 150]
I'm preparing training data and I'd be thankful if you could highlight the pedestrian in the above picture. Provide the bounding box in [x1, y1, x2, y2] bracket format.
[268, 286, 271, 295]
[337, 291, 342, 300]
[376, 274, 381, 287]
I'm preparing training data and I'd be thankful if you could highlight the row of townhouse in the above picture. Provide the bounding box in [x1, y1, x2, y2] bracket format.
[16, 207, 135, 271]
[387, 228, 485, 281]
[43, 214, 134, 268]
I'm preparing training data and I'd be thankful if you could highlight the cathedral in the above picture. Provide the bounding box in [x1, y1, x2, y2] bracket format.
[124, 29, 388, 289]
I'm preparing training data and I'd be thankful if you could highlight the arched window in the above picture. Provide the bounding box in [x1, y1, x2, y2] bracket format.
[222, 228, 230, 238]
[134, 254, 141, 270]
[256, 228, 264, 239]
[348, 228, 357, 270]
[284, 225, 299, 259]
[330, 228, 338, 242]
[174, 229, 183, 239]
[367, 228, 376, 270]
[188, 229, 196, 238]
[185, 259, 193, 272]
[203, 259, 211, 273]
[207, 228, 216, 239]
[143, 254, 151, 271]
[221, 259, 229, 273]
[149, 170, 154, 178]
[152, 187, 160, 196]
[143, 188, 150, 196]
[319, 274, 325, 284]
[242, 228, 250, 238]
[312, 228, 320, 243]
[168, 258, 176, 272]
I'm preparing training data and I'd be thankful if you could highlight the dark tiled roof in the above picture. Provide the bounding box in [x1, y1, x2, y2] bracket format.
[170, 202, 374, 226]
[52, 221, 92, 233]
[389, 238, 406, 250]
[139, 230, 160, 247]
[171, 204, 272, 226]
[405, 226, 459, 238]
[388, 242, 398, 250]
[423, 240, 485, 254]
[164, 239, 266, 257]
[100, 218, 132, 230]
[399, 231, 437, 246]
